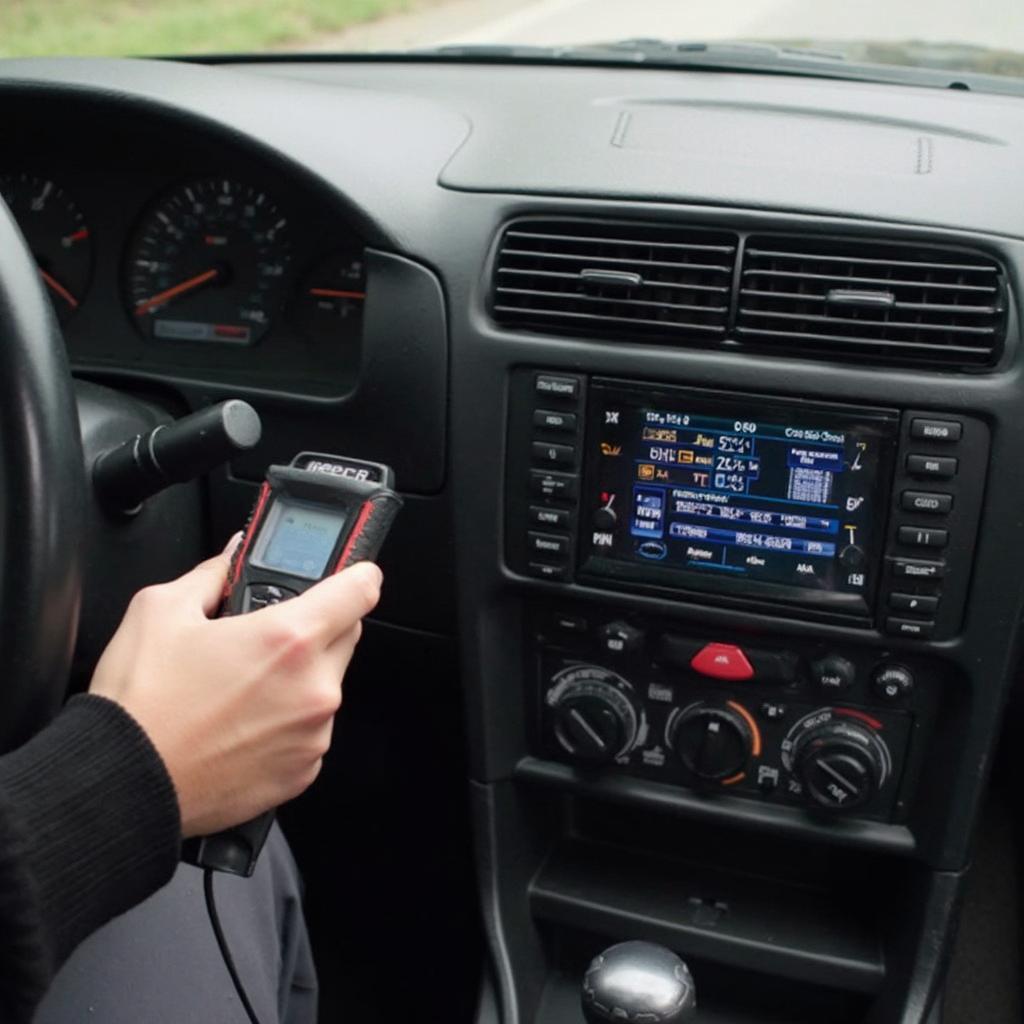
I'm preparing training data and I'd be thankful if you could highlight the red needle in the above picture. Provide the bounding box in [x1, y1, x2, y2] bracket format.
[64, 228, 89, 245]
[40, 269, 78, 310]
[308, 288, 366, 300]
[135, 268, 219, 317]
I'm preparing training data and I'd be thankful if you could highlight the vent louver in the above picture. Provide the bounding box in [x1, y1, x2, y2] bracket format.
[493, 219, 738, 341]
[737, 236, 1006, 367]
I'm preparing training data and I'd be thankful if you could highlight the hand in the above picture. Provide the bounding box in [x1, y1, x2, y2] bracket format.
[89, 538, 382, 837]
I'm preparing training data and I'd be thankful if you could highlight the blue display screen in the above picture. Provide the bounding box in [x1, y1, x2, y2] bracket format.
[585, 383, 897, 603]
[252, 499, 347, 580]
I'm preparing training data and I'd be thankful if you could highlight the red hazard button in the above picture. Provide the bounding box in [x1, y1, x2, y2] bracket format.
[690, 643, 755, 681]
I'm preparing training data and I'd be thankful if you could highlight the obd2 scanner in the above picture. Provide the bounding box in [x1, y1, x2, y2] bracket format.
[182, 451, 402, 877]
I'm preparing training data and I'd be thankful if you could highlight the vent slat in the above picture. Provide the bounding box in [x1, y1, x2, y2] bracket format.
[496, 287, 728, 315]
[507, 230, 736, 254]
[737, 235, 1006, 368]
[740, 289, 999, 315]
[494, 305, 727, 334]
[502, 248, 733, 273]
[494, 219, 738, 340]
[741, 308, 997, 334]
[496, 267, 731, 294]
[742, 268, 998, 294]
[746, 248, 997, 274]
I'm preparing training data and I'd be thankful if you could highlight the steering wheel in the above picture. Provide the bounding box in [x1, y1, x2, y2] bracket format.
[0, 198, 85, 754]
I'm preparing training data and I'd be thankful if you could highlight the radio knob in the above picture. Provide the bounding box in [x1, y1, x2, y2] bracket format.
[839, 544, 867, 570]
[549, 670, 639, 765]
[668, 703, 755, 782]
[792, 719, 887, 812]
[592, 506, 618, 530]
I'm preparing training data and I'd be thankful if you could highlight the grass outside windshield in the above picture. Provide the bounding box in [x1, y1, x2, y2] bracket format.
[0, 0, 418, 57]
[2, 0, 1024, 82]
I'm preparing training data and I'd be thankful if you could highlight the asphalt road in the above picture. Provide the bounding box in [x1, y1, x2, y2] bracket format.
[309, 0, 1024, 56]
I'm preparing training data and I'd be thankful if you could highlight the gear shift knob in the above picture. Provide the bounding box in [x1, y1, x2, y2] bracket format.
[581, 941, 697, 1023]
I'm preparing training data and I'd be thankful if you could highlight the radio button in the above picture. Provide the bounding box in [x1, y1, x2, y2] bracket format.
[839, 544, 867, 570]
[532, 441, 575, 468]
[898, 526, 948, 549]
[892, 558, 946, 580]
[549, 611, 588, 634]
[911, 418, 962, 442]
[534, 374, 580, 401]
[810, 655, 856, 693]
[907, 454, 958, 478]
[886, 617, 935, 639]
[599, 621, 644, 656]
[533, 409, 577, 433]
[873, 664, 915, 701]
[889, 592, 939, 614]
[759, 701, 788, 722]
[529, 470, 578, 501]
[528, 531, 570, 558]
[901, 491, 953, 515]
[528, 561, 569, 581]
[530, 505, 570, 529]
[690, 643, 755, 682]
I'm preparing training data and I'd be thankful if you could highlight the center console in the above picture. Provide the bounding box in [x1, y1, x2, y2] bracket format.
[452, 214, 1023, 1024]
[501, 368, 988, 844]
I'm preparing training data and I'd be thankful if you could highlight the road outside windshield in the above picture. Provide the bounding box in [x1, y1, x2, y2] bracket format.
[2, 0, 1023, 81]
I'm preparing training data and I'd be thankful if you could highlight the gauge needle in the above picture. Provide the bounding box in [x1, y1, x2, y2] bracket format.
[135, 267, 219, 316]
[39, 269, 78, 310]
[308, 288, 366, 300]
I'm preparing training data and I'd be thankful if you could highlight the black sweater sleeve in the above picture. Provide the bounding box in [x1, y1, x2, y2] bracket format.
[0, 694, 182, 1023]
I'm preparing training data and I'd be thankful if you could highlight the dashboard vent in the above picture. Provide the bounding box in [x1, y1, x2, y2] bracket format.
[737, 236, 1006, 367]
[493, 219, 738, 341]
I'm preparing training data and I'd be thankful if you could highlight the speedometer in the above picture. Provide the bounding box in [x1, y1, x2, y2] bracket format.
[125, 178, 291, 344]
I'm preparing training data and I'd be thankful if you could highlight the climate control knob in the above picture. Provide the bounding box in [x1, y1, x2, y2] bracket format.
[789, 714, 890, 812]
[668, 702, 757, 783]
[547, 666, 640, 765]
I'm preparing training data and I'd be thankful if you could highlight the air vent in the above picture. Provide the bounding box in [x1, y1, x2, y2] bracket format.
[737, 236, 1006, 367]
[493, 219, 738, 341]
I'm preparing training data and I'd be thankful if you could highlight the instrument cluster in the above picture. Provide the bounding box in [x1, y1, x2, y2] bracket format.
[1, 165, 367, 396]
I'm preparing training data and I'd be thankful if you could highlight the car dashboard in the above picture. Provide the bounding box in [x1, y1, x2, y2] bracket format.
[3, 54, 1024, 1024]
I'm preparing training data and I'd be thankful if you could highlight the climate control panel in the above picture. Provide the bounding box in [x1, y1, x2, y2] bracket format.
[532, 605, 936, 823]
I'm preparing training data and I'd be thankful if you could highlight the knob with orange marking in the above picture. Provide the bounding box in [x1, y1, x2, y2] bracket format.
[667, 700, 761, 785]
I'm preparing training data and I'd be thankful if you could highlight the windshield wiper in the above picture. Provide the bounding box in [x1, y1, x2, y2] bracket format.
[408, 38, 1024, 97]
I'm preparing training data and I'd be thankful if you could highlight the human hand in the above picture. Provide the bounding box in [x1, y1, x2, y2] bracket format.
[89, 538, 381, 836]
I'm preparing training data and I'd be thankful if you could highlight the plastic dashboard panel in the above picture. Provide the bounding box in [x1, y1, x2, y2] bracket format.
[4, 55, 1024, 1024]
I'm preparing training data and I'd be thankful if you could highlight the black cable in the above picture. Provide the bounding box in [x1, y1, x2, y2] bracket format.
[203, 868, 263, 1024]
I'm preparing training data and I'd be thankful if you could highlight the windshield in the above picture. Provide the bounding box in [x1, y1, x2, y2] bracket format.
[2, 0, 1024, 84]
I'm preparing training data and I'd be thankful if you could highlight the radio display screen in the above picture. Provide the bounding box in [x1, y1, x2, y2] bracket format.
[581, 381, 898, 613]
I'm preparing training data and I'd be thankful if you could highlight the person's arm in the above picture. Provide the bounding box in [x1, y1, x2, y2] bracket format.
[0, 541, 381, 1023]
[0, 695, 180, 1022]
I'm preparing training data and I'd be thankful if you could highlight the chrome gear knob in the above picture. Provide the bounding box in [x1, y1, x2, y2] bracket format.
[581, 940, 697, 1023]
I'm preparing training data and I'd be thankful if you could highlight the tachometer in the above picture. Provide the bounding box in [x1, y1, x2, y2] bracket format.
[125, 179, 291, 344]
[0, 173, 93, 325]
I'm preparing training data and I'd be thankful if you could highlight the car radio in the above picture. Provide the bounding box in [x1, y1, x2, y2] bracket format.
[506, 369, 989, 640]
[580, 380, 896, 616]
